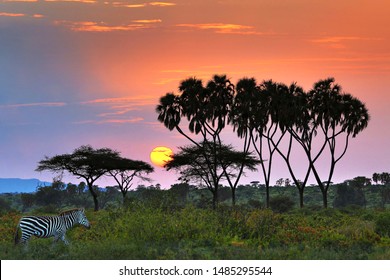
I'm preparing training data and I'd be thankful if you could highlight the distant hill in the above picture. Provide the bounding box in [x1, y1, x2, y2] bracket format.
[0, 178, 51, 193]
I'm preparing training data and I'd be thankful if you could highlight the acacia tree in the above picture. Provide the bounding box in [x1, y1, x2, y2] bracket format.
[165, 142, 258, 208]
[36, 145, 121, 211]
[107, 157, 154, 202]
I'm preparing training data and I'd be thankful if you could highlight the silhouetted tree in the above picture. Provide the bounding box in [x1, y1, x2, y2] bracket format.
[334, 182, 366, 208]
[373, 173, 380, 184]
[166, 142, 259, 208]
[304, 78, 369, 208]
[36, 145, 121, 211]
[169, 183, 193, 206]
[157, 75, 251, 206]
[107, 157, 154, 201]
[269, 82, 312, 208]
[378, 172, 390, 185]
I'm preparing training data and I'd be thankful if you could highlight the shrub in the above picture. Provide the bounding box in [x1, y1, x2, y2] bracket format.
[338, 219, 379, 244]
[333, 183, 366, 208]
[375, 211, 390, 237]
[245, 209, 280, 241]
[270, 195, 295, 213]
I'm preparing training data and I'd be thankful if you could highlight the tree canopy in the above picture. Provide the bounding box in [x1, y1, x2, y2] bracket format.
[36, 145, 153, 211]
[166, 141, 259, 208]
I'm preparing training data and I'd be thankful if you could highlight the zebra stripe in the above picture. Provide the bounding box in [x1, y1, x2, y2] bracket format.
[15, 208, 91, 245]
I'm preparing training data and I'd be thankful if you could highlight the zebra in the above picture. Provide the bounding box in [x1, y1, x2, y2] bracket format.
[14, 208, 91, 245]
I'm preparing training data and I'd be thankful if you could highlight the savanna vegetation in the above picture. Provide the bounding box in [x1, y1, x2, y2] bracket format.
[0, 176, 390, 260]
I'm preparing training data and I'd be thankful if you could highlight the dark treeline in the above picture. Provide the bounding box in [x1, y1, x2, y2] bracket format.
[1, 173, 390, 214]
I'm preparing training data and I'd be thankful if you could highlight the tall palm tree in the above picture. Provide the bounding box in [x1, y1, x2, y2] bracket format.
[305, 78, 369, 208]
[157, 75, 239, 208]
[156, 93, 182, 132]
[268, 82, 313, 208]
[231, 78, 274, 206]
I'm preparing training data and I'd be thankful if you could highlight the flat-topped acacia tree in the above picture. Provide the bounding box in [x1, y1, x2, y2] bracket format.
[107, 157, 154, 202]
[165, 142, 259, 208]
[36, 145, 120, 211]
[36, 145, 153, 211]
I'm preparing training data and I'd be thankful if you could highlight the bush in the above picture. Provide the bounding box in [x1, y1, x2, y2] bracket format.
[0, 197, 12, 213]
[245, 209, 280, 241]
[334, 183, 366, 208]
[375, 211, 390, 237]
[270, 195, 295, 213]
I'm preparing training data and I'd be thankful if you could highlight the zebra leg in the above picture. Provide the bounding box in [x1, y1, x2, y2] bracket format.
[60, 234, 69, 245]
[20, 232, 32, 245]
[19, 234, 30, 251]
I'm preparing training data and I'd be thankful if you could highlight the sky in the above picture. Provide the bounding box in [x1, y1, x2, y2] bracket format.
[0, 0, 389, 189]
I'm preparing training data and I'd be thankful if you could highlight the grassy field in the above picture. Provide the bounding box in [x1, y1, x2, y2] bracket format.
[1, 204, 390, 260]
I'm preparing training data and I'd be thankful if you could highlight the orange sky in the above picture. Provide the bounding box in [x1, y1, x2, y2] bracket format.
[1, 0, 389, 187]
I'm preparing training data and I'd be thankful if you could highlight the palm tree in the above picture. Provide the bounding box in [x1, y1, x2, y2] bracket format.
[156, 93, 182, 132]
[156, 75, 237, 207]
[271, 82, 312, 208]
[304, 78, 369, 208]
[231, 78, 274, 207]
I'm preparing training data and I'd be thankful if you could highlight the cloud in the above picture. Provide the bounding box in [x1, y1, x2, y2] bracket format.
[111, 1, 176, 8]
[2, 0, 38, 2]
[83, 97, 155, 106]
[176, 23, 264, 35]
[310, 36, 363, 43]
[112, 2, 147, 8]
[149, 1, 176, 6]
[132, 19, 162, 23]
[310, 36, 383, 49]
[79, 97, 154, 125]
[0, 102, 67, 108]
[0, 12, 26, 17]
[44, 0, 97, 3]
[74, 117, 144, 125]
[0, 12, 44, 19]
[100, 117, 144, 124]
[55, 21, 150, 32]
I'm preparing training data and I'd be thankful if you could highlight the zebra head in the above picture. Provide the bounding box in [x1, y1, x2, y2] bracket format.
[77, 208, 91, 229]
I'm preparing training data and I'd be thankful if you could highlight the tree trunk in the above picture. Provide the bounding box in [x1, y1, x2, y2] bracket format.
[231, 188, 236, 207]
[299, 188, 304, 208]
[212, 190, 218, 210]
[265, 185, 270, 208]
[321, 189, 328, 208]
[87, 184, 99, 211]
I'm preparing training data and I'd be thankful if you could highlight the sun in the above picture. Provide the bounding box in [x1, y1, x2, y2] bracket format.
[150, 146, 173, 167]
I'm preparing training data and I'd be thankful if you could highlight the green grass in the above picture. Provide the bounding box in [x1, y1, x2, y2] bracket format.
[1, 205, 389, 260]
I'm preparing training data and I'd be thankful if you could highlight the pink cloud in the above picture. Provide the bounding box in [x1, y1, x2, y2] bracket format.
[0, 12, 26, 17]
[176, 23, 265, 35]
[55, 21, 149, 32]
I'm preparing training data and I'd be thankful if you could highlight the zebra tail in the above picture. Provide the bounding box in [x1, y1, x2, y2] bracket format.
[14, 224, 20, 245]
